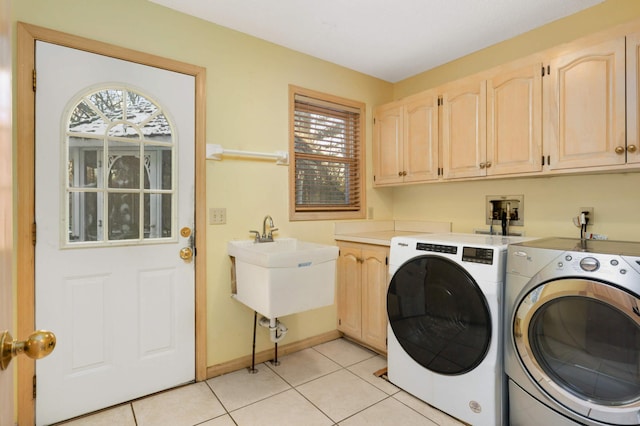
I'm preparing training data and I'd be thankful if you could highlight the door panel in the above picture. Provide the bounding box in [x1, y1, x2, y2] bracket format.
[35, 41, 195, 425]
[0, 0, 13, 421]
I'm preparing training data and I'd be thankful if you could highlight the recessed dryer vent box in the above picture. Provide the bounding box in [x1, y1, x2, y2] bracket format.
[486, 195, 524, 227]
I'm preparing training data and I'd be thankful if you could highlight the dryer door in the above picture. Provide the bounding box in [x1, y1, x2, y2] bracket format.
[387, 255, 491, 375]
[514, 278, 640, 425]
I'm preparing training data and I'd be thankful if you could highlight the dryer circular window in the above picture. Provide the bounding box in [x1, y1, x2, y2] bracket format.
[387, 255, 491, 375]
[513, 277, 640, 424]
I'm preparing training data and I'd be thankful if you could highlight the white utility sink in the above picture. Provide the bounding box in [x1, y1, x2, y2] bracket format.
[228, 238, 338, 318]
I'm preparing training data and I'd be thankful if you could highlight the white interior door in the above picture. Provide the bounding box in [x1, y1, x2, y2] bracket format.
[35, 41, 195, 425]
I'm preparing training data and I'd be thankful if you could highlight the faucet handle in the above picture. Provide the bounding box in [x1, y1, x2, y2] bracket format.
[268, 227, 278, 238]
[249, 230, 260, 242]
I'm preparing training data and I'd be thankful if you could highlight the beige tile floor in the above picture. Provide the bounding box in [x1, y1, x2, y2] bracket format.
[57, 338, 467, 426]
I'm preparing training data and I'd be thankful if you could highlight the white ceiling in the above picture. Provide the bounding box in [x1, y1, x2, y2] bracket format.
[149, 0, 604, 82]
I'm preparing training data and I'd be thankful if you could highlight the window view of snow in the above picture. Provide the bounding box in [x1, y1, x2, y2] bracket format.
[66, 88, 174, 244]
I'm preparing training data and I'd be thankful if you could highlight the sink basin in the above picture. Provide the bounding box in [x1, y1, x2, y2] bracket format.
[228, 238, 338, 318]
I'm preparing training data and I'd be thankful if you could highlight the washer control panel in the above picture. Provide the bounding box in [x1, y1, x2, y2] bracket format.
[415, 242, 495, 264]
[416, 242, 457, 254]
[462, 246, 494, 265]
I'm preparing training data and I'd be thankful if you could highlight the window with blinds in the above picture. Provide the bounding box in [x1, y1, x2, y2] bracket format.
[289, 86, 365, 220]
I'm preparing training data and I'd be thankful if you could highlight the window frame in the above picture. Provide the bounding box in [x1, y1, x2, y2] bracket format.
[288, 85, 366, 221]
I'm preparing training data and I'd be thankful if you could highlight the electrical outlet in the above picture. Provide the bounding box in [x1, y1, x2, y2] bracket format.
[579, 207, 594, 226]
[209, 208, 226, 225]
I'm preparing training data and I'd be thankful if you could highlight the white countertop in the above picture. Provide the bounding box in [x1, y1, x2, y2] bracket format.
[334, 220, 451, 246]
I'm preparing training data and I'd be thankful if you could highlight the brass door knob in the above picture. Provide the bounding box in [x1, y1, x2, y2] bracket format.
[0, 330, 56, 370]
[615, 146, 625, 154]
[628, 145, 638, 153]
[180, 247, 193, 260]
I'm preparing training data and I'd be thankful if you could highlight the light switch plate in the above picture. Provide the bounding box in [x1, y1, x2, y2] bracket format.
[210, 208, 226, 225]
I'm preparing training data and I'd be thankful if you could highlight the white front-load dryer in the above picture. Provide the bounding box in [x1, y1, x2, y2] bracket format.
[387, 232, 534, 426]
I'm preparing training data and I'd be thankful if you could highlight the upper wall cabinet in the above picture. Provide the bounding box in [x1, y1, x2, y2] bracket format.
[373, 91, 439, 186]
[441, 77, 487, 179]
[371, 20, 640, 187]
[543, 37, 626, 170]
[626, 31, 640, 165]
[486, 62, 543, 175]
[441, 62, 542, 180]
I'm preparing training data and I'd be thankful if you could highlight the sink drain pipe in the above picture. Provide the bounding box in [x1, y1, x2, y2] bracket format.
[259, 317, 288, 343]
[248, 312, 288, 373]
[260, 317, 288, 366]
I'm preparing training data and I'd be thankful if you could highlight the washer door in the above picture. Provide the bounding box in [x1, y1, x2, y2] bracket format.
[387, 255, 491, 375]
[514, 278, 640, 425]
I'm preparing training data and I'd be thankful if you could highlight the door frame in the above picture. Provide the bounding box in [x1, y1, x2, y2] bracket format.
[16, 22, 207, 425]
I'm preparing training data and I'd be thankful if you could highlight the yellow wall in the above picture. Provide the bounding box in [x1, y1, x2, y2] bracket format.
[389, 0, 640, 242]
[10, 0, 640, 375]
[11, 0, 393, 368]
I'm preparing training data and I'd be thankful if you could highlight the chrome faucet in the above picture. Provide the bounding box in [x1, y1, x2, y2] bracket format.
[262, 215, 278, 241]
[249, 215, 278, 243]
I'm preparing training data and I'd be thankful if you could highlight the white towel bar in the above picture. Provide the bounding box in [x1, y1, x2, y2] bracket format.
[206, 144, 289, 165]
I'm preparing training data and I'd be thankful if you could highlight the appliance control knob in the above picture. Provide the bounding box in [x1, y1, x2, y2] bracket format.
[580, 257, 600, 272]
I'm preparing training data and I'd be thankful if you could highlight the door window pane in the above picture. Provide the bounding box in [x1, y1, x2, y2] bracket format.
[65, 87, 175, 246]
[68, 191, 101, 242]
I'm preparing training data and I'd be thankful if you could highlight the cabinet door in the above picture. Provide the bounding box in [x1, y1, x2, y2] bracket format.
[626, 32, 640, 165]
[441, 78, 487, 179]
[336, 246, 362, 338]
[360, 246, 389, 352]
[544, 37, 626, 170]
[487, 62, 542, 175]
[403, 93, 440, 182]
[373, 103, 403, 186]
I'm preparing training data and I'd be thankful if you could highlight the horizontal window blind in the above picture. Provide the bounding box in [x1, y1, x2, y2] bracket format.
[293, 93, 361, 212]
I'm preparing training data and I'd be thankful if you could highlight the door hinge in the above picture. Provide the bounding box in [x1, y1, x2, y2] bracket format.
[33, 374, 37, 399]
[437, 97, 443, 106]
[385, 256, 388, 265]
[32, 69, 36, 92]
[338, 319, 341, 326]
[32, 222, 37, 245]
[542, 155, 545, 166]
[373, 117, 376, 125]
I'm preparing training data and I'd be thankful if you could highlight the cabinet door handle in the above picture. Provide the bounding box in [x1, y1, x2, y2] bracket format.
[479, 162, 486, 169]
[402, 171, 407, 176]
[398, 171, 403, 177]
[485, 161, 492, 168]
[628, 145, 638, 153]
[615, 146, 625, 154]
[357, 257, 364, 263]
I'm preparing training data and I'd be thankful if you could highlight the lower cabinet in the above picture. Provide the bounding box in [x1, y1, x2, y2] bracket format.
[336, 241, 390, 353]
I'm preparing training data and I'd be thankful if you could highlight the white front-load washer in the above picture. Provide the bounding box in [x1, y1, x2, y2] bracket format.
[387, 232, 534, 426]
[505, 237, 640, 426]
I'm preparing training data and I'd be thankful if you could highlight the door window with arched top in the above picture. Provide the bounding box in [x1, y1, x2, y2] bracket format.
[65, 87, 175, 246]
